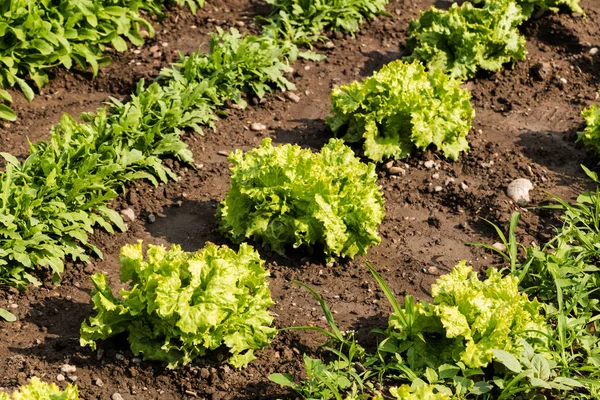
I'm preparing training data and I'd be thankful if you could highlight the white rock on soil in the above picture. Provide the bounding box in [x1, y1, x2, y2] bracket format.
[424, 160, 435, 169]
[250, 122, 267, 131]
[590, 47, 599, 56]
[388, 166, 405, 175]
[120, 208, 135, 222]
[95, 378, 104, 387]
[112, 393, 124, 400]
[56, 374, 65, 382]
[507, 178, 533, 206]
[285, 92, 301, 103]
[61, 364, 76, 374]
[492, 242, 507, 252]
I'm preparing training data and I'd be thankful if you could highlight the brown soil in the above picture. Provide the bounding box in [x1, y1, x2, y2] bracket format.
[1, 0, 599, 399]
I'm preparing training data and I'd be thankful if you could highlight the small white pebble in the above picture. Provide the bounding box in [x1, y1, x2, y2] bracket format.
[61, 364, 76, 374]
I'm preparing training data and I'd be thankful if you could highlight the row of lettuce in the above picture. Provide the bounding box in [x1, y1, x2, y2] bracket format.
[1, 0, 599, 399]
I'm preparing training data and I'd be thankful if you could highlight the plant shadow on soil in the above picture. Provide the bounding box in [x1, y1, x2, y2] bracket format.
[270, 118, 330, 149]
[359, 49, 403, 77]
[13, 296, 92, 362]
[144, 199, 228, 252]
[523, 17, 584, 55]
[515, 128, 594, 189]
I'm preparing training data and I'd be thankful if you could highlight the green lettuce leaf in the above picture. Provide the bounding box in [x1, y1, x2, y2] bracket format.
[218, 138, 385, 261]
[405, 0, 527, 80]
[327, 60, 474, 162]
[0, 377, 79, 400]
[473, 0, 584, 18]
[80, 241, 276, 369]
[388, 383, 452, 400]
[577, 103, 600, 156]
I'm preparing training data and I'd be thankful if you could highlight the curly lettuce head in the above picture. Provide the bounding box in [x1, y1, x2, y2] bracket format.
[405, 0, 527, 80]
[218, 138, 384, 261]
[0, 377, 79, 400]
[386, 261, 548, 370]
[327, 60, 474, 162]
[80, 241, 276, 369]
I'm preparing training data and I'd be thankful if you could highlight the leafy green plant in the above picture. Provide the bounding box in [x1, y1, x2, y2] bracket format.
[383, 382, 452, 400]
[80, 241, 276, 369]
[577, 104, 600, 157]
[374, 261, 548, 372]
[0, 89, 16, 121]
[0, 25, 299, 289]
[473, 0, 584, 18]
[0, 0, 205, 121]
[405, 0, 527, 80]
[217, 138, 385, 261]
[0, 79, 195, 288]
[264, 0, 389, 46]
[327, 60, 474, 162]
[0, 308, 16, 322]
[472, 169, 600, 398]
[0, 377, 79, 400]
[159, 27, 295, 111]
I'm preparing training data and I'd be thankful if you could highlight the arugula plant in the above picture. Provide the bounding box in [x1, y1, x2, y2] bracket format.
[0, 89, 16, 121]
[0, 377, 79, 400]
[81, 241, 276, 369]
[0, 78, 196, 288]
[327, 60, 474, 162]
[0, 0, 204, 121]
[159, 27, 295, 111]
[264, 0, 389, 46]
[405, 0, 527, 80]
[0, 25, 298, 289]
[217, 138, 385, 261]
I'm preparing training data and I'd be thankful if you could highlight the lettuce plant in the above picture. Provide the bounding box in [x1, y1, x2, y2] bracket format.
[0, 377, 79, 400]
[327, 60, 474, 162]
[217, 138, 385, 261]
[405, 0, 527, 80]
[80, 241, 276, 368]
[577, 104, 600, 156]
[380, 261, 547, 371]
[385, 383, 452, 400]
[474, 0, 584, 18]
